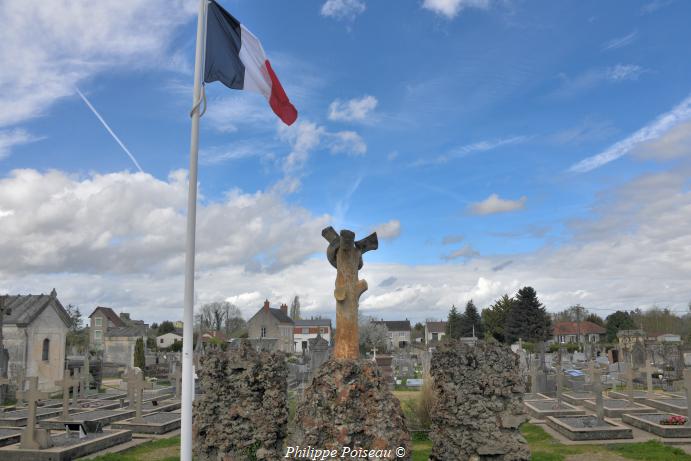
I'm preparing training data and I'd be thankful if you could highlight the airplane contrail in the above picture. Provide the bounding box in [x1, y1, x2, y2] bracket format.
[75, 87, 144, 173]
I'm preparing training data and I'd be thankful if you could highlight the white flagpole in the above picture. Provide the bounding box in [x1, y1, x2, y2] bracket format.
[181, 0, 207, 459]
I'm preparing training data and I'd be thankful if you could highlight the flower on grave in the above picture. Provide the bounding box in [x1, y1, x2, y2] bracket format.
[659, 415, 687, 425]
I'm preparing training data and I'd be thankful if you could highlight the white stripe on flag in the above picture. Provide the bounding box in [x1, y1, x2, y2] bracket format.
[239, 25, 272, 99]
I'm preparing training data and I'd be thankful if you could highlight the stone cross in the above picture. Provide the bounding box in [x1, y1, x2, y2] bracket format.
[683, 368, 691, 422]
[371, 347, 377, 361]
[123, 368, 137, 409]
[130, 370, 153, 423]
[56, 368, 79, 420]
[80, 355, 91, 398]
[169, 364, 182, 400]
[322, 226, 378, 359]
[555, 367, 564, 407]
[641, 359, 656, 398]
[592, 367, 604, 424]
[72, 368, 81, 405]
[14, 367, 25, 404]
[587, 360, 596, 388]
[17, 377, 51, 449]
[626, 363, 635, 403]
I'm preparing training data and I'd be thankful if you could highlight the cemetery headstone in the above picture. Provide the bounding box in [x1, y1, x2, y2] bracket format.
[308, 334, 329, 376]
[131, 370, 153, 423]
[626, 362, 635, 404]
[72, 368, 81, 405]
[169, 364, 182, 400]
[593, 367, 604, 424]
[17, 377, 53, 449]
[641, 358, 656, 397]
[80, 354, 92, 398]
[555, 368, 564, 407]
[123, 368, 137, 409]
[530, 358, 539, 393]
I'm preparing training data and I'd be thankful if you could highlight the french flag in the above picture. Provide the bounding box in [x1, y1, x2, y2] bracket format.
[204, 0, 298, 126]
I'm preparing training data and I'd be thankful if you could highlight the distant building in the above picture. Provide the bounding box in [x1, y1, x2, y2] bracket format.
[553, 321, 606, 344]
[424, 321, 447, 344]
[617, 329, 646, 349]
[373, 320, 411, 349]
[88, 306, 148, 366]
[247, 300, 294, 353]
[157, 331, 183, 349]
[1, 289, 71, 391]
[294, 318, 332, 353]
[656, 333, 682, 343]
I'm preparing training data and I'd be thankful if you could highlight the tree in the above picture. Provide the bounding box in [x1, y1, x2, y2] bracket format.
[65, 304, 89, 353]
[290, 295, 301, 320]
[170, 340, 182, 352]
[505, 287, 552, 343]
[359, 315, 389, 354]
[446, 305, 463, 339]
[585, 313, 604, 327]
[482, 294, 514, 343]
[133, 337, 145, 372]
[196, 301, 239, 332]
[158, 321, 176, 335]
[412, 322, 425, 342]
[605, 310, 636, 342]
[460, 300, 483, 338]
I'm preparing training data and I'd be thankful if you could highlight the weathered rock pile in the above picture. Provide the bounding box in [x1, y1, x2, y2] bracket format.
[429, 340, 530, 461]
[293, 358, 411, 460]
[193, 342, 288, 461]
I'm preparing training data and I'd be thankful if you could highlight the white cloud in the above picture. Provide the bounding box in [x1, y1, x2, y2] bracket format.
[412, 136, 528, 166]
[328, 95, 378, 122]
[469, 193, 527, 215]
[442, 244, 479, 260]
[320, 0, 366, 21]
[372, 220, 401, 240]
[556, 64, 646, 97]
[422, 0, 491, 19]
[4, 165, 691, 323]
[0, 129, 37, 159]
[328, 131, 367, 155]
[0, 169, 330, 275]
[606, 64, 644, 81]
[204, 93, 274, 133]
[0, 0, 195, 130]
[601, 31, 638, 51]
[570, 93, 691, 172]
[631, 120, 691, 160]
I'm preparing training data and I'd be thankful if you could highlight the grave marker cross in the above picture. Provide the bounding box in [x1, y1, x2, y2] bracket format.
[17, 376, 50, 449]
[131, 370, 154, 423]
[169, 365, 182, 400]
[530, 357, 539, 394]
[80, 355, 92, 398]
[72, 368, 81, 405]
[626, 364, 635, 403]
[593, 367, 604, 424]
[55, 369, 79, 420]
[640, 360, 656, 398]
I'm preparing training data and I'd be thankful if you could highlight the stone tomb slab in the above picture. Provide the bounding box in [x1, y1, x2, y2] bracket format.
[562, 391, 595, 406]
[643, 398, 687, 413]
[40, 408, 136, 430]
[0, 408, 63, 427]
[523, 393, 552, 401]
[0, 429, 132, 461]
[622, 413, 691, 438]
[582, 398, 656, 418]
[111, 412, 181, 434]
[141, 399, 180, 414]
[524, 399, 587, 419]
[546, 415, 633, 441]
[609, 390, 675, 401]
[0, 428, 21, 447]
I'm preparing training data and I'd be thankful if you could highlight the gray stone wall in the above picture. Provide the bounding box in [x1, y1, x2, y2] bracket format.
[293, 358, 411, 460]
[193, 342, 288, 461]
[429, 340, 530, 461]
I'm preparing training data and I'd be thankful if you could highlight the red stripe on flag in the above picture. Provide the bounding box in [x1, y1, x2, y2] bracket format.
[265, 60, 297, 126]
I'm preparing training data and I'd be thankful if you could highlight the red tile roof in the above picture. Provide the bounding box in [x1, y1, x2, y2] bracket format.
[553, 321, 606, 335]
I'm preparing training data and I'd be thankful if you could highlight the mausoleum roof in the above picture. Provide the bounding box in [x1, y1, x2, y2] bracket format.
[1, 290, 71, 327]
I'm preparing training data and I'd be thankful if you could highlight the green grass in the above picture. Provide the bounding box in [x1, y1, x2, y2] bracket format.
[89, 436, 180, 461]
[411, 439, 432, 460]
[611, 441, 691, 460]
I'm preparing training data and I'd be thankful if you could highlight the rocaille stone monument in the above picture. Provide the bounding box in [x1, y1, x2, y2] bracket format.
[292, 227, 411, 460]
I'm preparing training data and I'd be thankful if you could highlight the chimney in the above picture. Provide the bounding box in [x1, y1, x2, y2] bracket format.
[280, 303, 288, 316]
[263, 300, 270, 312]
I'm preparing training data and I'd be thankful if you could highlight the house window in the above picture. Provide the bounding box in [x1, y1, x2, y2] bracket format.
[261, 326, 267, 338]
[95, 317, 102, 327]
[160, 338, 164, 344]
[42, 338, 50, 361]
[94, 330, 102, 344]
[302, 327, 309, 334]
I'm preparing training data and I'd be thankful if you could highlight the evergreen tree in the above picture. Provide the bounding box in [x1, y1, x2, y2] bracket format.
[461, 300, 483, 338]
[505, 286, 551, 343]
[605, 310, 636, 342]
[446, 305, 463, 339]
[290, 295, 301, 320]
[482, 294, 514, 343]
[134, 337, 146, 373]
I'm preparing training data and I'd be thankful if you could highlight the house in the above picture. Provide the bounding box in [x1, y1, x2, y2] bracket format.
[553, 321, 606, 344]
[1, 289, 71, 391]
[201, 331, 227, 344]
[424, 321, 447, 344]
[88, 307, 148, 366]
[157, 331, 183, 349]
[294, 318, 332, 353]
[373, 320, 411, 349]
[656, 333, 682, 343]
[247, 300, 294, 353]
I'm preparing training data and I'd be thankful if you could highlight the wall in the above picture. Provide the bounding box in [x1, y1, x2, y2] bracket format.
[103, 336, 140, 367]
[248, 310, 293, 353]
[26, 304, 67, 391]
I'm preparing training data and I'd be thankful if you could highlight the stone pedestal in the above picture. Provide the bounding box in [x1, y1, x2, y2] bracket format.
[293, 358, 410, 461]
[193, 343, 287, 461]
[429, 340, 530, 461]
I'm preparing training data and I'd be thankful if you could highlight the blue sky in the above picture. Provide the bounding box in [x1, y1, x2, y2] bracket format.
[2, 0, 691, 323]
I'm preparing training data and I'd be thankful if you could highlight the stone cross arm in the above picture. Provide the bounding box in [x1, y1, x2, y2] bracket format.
[17, 377, 49, 403]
